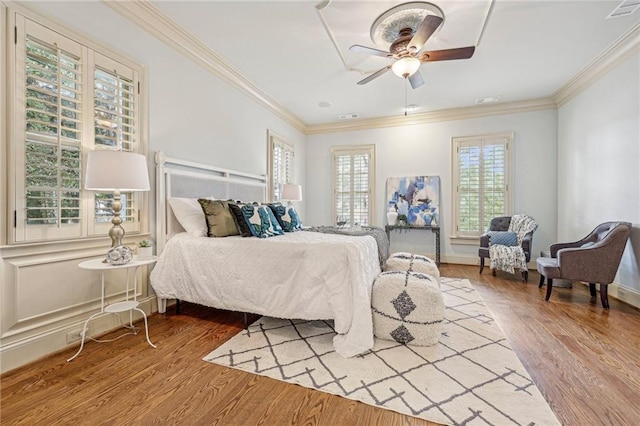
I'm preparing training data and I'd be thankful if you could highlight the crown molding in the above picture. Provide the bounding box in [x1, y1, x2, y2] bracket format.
[305, 98, 557, 135]
[102, 0, 307, 133]
[103, 0, 635, 136]
[553, 21, 640, 107]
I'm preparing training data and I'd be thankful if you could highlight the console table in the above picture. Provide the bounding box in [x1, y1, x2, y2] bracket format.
[385, 225, 441, 266]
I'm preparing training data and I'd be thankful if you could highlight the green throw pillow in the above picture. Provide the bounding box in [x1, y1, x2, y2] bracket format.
[198, 199, 239, 237]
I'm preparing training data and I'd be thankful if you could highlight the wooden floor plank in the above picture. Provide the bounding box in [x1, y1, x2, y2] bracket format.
[2, 265, 640, 425]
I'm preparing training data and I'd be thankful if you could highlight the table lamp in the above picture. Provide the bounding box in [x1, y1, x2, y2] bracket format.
[281, 183, 302, 206]
[85, 150, 150, 247]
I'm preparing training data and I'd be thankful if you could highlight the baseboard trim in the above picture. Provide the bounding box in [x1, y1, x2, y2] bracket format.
[578, 282, 640, 310]
[0, 296, 157, 374]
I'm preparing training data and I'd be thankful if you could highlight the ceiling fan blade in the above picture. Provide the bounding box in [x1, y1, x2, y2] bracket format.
[408, 70, 425, 89]
[420, 46, 476, 62]
[357, 65, 392, 85]
[408, 15, 444, 52]
[350, 44, 392, 58]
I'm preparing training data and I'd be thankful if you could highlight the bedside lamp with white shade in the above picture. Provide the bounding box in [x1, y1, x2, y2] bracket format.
[85, 150, 150, 248]
[281, 183, 302, 205]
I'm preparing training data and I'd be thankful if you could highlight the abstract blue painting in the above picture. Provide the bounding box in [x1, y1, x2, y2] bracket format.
[386, 176, 440, 226]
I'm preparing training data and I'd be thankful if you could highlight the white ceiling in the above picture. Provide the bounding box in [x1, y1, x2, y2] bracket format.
[151, 0, 640, 126]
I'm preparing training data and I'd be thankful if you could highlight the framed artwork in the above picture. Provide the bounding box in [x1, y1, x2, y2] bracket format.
[386, 176, 440, 226]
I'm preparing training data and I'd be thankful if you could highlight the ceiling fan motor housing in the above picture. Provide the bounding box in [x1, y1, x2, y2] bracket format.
[390, 28, 415, 56]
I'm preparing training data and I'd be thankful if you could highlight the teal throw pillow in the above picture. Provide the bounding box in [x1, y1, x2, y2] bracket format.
[488, 231, 518, 246]
[268, 203, 302, 232]
[240, 204, 284, 238]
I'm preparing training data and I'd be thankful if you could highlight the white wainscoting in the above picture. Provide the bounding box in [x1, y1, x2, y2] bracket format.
[0, 237, 155, 373]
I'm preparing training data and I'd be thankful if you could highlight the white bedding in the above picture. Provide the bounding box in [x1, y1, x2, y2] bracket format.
[150, 231, 381, 357]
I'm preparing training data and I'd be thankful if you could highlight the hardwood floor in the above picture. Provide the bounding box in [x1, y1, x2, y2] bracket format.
[2, 265, 640, 425]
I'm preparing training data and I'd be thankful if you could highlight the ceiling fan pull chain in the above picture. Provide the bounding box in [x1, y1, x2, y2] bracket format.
[404, 79, 408, 116]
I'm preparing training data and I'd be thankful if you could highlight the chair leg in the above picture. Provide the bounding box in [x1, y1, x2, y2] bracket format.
[545, 279, 553, 301]
[589, 283, 597, 303]
[479, 257, 485, 274]
[538, 274, 545, 288]
[600, 284, 610, 309]
[522, 270, 528, 283]
[492, 269, 496, 276]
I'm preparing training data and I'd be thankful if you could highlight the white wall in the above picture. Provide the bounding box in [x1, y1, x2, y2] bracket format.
[306, 109, 558, 264]
[0, 1, 305, 372]
[557, 51, 640, 298]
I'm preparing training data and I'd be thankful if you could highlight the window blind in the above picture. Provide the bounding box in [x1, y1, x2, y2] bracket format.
[93, 61, 138, 224]
[24, 32, 83, 231]
[269, 133, 294, 201]
[453, 134, 511, 238]
[12, 14, 145, 243]
[332, 146, 375, 226]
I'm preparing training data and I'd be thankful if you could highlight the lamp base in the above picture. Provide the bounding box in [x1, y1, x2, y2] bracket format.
[109, 189, 125, 247]
[109, 223, 125, 248]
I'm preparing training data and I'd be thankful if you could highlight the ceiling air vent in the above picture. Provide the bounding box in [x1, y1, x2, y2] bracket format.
[475, 96, 501, 105]
[338, 113, 359, 120]
[607, 0, 640, 18]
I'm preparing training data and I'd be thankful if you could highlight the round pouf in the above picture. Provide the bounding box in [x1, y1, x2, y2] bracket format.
[385, 252, 440, 280]
[371, 270, 444, 346]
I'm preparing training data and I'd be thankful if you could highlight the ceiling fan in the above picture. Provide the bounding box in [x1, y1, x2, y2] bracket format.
[350, 3, 475, 89]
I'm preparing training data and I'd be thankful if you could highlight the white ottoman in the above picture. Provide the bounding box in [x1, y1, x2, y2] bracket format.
[385, 252, 440, 280]
[371, 270, 444, 346]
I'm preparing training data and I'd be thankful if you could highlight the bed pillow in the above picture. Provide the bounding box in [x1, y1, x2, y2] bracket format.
[268, 203, 302, 232]
[240, 204, 284, 238]
[168, 197, 208, 237]
[228, 202, 254, 237]
[198, 199, 239, 237]
[488, 231, 518, 246]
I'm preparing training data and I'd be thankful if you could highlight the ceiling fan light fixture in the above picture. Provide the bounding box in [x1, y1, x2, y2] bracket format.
[392, 57, 421, 78]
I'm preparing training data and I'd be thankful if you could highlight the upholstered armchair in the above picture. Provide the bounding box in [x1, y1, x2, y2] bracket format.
[536, 221, 631, 309]
[478, 215, 536, 282]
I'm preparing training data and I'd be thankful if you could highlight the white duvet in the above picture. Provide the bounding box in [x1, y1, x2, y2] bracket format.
[150, 231, 381, 357]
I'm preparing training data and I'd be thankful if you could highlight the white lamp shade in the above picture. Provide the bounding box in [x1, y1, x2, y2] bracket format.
[281, 183, 302, 201]
[392, 57, 421, 78]
[85, 150, 150, 191]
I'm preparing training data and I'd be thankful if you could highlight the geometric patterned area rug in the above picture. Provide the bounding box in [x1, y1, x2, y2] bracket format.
[204, 278, 559, 426]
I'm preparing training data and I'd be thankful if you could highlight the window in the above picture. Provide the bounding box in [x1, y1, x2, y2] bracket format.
[90, 54, 140, 237]
[452, 133, 513, 240]
[10, 11, 145, 243]
[331, 145, 375, 226]
[267, 131, 294, 202]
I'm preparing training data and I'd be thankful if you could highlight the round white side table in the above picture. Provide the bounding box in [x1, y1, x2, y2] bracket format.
[68, 256, 158, 362]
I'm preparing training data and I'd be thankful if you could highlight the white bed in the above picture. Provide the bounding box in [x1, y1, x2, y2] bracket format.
[150, 152, 381, 357]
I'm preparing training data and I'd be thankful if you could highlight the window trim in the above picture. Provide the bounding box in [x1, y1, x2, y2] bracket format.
[450, 132, 514, 242]
[330, 144, 376, 227]
[6, 5, 148, 246]
[267, 130, 294, 202]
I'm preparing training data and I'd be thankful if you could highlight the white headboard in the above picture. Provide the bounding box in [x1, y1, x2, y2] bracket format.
[154, 152, 267, 253]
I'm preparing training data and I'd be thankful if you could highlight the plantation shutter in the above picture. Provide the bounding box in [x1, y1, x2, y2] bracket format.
[269, 134, 294, 201]
[15, 18, 85, 242]
[334, 153, 352, 226]
[456, 142, 481, 236]
[90, 53, 141, 235]
[454, 134, 511, 238]
[332, 146, 375, 226]
[482, 142, 507, 230]
[11, 12, 146, 245]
